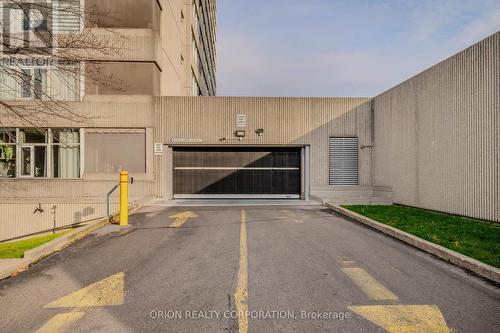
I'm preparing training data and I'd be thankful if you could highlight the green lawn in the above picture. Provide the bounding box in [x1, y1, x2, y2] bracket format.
[0, 230, 73, 259]
[342, 205, 500, 268]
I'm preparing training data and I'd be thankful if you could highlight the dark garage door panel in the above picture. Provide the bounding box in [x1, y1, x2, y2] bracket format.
[173, 148, 301, 196]
[173, 148, 300, 168]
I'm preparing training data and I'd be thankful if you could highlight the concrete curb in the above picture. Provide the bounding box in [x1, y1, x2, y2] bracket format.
[0, 202, 145, 281]
[324, 202, 500, 285]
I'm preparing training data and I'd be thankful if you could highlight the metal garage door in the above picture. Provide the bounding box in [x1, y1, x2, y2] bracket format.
[173, 147, 301, 198]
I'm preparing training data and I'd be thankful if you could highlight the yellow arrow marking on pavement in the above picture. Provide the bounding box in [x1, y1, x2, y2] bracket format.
[234, 209, 249, 333]
[349, 304, 451, 333]
[35, 312, 85, 333]
[342, 267, 398, 301]
[169, 211, 199, 228]
[45, 272, 125, 308]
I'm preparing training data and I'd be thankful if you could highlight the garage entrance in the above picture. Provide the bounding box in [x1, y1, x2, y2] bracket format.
[173, 147, 302, 198]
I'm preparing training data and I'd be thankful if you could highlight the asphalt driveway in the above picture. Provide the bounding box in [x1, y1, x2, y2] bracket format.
[0, 205, 498, 332]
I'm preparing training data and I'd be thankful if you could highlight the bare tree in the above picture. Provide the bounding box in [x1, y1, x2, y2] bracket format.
[0, 0, 128, 128]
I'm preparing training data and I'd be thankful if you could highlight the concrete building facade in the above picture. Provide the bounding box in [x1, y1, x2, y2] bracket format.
[372, 32, 499, 222]
[1, 95, 395, 240]
[84, 0, 217, 96]
[0, 0, 217, 99]
[0, 3, 498, 241]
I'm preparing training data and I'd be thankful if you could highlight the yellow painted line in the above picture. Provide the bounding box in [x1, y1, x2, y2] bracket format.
[340, 260, 356, 265]
[35, 312, 85, 333]
[234, 209, 249, 333]
[349, 304, 451, 333]
[342, 267, 398, 301]
[169, 211, 199, 228]
[283, 209, 303, 223]
[45, 272, 125, 308]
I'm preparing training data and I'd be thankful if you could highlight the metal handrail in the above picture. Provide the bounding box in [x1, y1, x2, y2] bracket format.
[105, 184, 119, 218]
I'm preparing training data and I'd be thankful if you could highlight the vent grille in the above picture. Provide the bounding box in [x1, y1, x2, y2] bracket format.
[329, 137, 358, 185]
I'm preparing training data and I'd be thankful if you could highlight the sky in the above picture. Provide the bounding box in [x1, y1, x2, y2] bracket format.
[216, 0, 500, 97]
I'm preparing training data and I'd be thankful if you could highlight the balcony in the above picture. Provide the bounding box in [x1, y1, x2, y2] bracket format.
[84, 0, 161, 32]
[81, 28, 159, 63]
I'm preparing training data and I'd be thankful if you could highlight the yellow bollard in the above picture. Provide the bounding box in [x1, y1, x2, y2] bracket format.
[119, 171, 128, 226]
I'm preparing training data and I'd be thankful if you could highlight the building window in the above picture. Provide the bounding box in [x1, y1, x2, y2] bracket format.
[18, 68, 48, 99]
[0, 65, 78, 101]
[0, 129, 16, 178]
[19, 129, 48, 177]
[0, 128, 80, 178]
[192, 3, 199, 32]
[329, 137, 358, 185]
[20, 69, 33, 98]
[191, 71, 200, 96]
[52, 129, 80, 178]
[84, 129, 146, 173]
[33, 68, 45, 98]
[53, 0, 82, 33]
[192, 34, 199, 67]
[51, 66, 80, 101]
[22, 9, 30, 31]
[0, 68, 17, 100]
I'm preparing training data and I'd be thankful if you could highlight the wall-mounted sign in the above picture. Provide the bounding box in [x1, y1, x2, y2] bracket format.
[171, 138, 204, 143]
[154, 143, 163, 155]
[236, 114, 246, 127]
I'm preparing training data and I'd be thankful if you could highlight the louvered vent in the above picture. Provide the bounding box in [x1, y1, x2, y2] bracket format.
[329, 137, 358, 185]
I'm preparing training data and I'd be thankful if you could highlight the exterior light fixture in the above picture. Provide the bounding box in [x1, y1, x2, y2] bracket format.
[255, 128, 264, 136]
[235, 130, 245, 137]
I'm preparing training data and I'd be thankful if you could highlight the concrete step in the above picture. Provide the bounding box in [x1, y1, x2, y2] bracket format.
[325, 196, 393, 205]
[147, 199, 322, 207]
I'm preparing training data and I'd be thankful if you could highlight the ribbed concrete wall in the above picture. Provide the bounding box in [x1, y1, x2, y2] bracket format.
[0, 185, 155, 241]
[0, 201, 119, 241]
[0, 96, 157, 240]
[0, 95, 155, 128]
[1, 180, 156, 199]
[1, 96, 373, 240]
[154, 96, 372, 197]
[373, 32, 499, 222]
[5, 30, 496, 239]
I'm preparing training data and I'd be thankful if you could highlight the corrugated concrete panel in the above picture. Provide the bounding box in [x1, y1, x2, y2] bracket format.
[0, 180, 156, 199]
[356, 103, 373, 186]
[373, 32, 499, 222]
[0, 95, 155, 128]
[0, 201, 120, 241]
[155, 97, 368, 145]
[154, 96, 372, 195]
[0, 96, 157, 240]
[0, 179, 156, 241]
